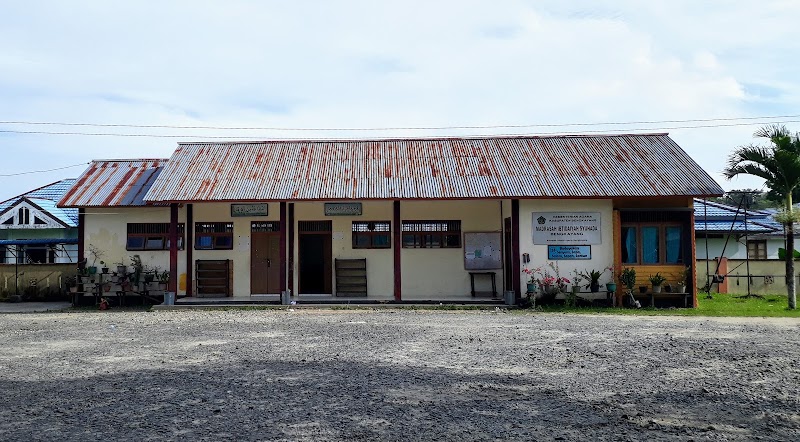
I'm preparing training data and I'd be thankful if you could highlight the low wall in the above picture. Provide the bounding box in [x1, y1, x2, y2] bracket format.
[697, 259, 795, 295]
[0, 263, 77, 300]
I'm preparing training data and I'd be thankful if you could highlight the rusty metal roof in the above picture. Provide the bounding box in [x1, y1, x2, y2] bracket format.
[58, 159, 167, 207]
[141, 134, 722, 202]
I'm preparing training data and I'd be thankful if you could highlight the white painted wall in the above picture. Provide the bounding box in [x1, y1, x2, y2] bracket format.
[400, 200, 504, 300]
[192, 202, 281, 297]
[518, 199, 614, 294]
[293, 201, 394, 299]
[696, 236, 784, 260]
[84, 207, 187, 296]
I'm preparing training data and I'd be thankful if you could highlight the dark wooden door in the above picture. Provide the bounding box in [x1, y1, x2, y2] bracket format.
[504, 217, 512, 292]
[251, 232, 281, 294]
[298, 221, 332, 294]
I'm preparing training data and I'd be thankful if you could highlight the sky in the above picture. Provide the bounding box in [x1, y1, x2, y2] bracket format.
[1, 0, 799, 201]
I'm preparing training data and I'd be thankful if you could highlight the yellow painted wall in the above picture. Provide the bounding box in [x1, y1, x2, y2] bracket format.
[192, 202, 281, 297]
[400, 200, 504, 300]
[293, 201, 394, 299]
[518, 199, 615, 293]
[84, 207, 187, 296]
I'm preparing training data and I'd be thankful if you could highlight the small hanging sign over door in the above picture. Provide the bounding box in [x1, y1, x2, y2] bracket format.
[324, 202, 362, 216]
[231, 203, 269, 217]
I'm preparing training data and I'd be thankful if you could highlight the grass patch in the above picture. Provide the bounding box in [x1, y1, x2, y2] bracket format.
[518, 293, 800, 317]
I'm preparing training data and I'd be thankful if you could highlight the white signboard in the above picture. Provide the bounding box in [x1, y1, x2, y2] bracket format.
[532, 212, 601, 245]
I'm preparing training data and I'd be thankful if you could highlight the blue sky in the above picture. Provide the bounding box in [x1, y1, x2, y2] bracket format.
[1, 0, 798, 200]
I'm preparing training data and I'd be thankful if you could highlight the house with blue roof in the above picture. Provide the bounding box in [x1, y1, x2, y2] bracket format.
[0, 179, 79, 264]
[694, 198, 785, 260]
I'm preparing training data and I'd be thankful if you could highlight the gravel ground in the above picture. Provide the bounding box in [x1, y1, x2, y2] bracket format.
[0, 309, 798, 441]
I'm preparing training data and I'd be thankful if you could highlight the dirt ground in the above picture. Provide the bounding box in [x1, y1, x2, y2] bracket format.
[0, 309, 798, 441]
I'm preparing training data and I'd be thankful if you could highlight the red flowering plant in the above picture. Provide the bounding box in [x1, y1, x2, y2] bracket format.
[521, 266, 540, 284]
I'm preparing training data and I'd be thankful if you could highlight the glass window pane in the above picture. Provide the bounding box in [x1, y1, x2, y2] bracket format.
[373, 234, 390, 248]
[665, 226, 682, 263]
[127, 236, 145, 250]
[196, 235, 213, 249]
[444, 234, 461, 247]
[642, 226, 660, 264]
[621, 226, 637, 264]
[353, 234, 369, 248]
[215, 235, 233, 249]
[425, 234, 440, 248]
[145, 237, 165, 250]
[402, 234, 416, 248]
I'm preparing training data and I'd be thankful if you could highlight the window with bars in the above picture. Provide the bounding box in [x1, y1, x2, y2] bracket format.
[747, 240, 767, 259]
[127, 223, 185, 251]
[195, 222, 234, 250]
[352, 221, 391, 249]
[401, 220, 461, 249]
[252, 221, 280, 232]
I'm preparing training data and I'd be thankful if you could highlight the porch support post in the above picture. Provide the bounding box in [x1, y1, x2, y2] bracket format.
[288, 203, 295, 294]
[77, 208, 85, 270]
[511, 199, 521, 303]
[394, 200, 401, 301]
[690, 208, 698, 308]
[613, 209, 623, 307]
[186, 204, 193, 297]
[280, 202, 287, 294]
[169, 203, 178, 293]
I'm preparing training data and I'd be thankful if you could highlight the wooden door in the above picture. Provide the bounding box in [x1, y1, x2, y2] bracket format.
[251, 223, 281, 294]
[504, 217, 512, 292]
[298, 221, 332, 294]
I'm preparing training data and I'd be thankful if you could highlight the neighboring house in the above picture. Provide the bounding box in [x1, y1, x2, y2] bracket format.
[0, 179, 79, 264]
[694, 198, 785, 260]
[59, 134, 723, 306]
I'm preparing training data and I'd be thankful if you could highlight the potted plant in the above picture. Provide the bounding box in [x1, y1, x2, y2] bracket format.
[649, 272, 667, 293]
[571, 269, 583, 295]
[129, 255, 143, 286]
[157, 270, 170, 290]
[580, 269, 602, 293]
[675, 266, 690, 293]
[100, 261, 109, 274]
[620, 267, 637, 292]
[522, 266, 539, 294]
[605, 267, 617, 292]
[86, 244, 104, 275]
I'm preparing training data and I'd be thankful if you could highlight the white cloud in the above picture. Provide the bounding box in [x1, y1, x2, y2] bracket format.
[1, 0, 799, 198]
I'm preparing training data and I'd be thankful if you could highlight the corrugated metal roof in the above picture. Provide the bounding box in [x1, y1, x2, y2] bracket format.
[0, 179, 78, 226]
[58, 160, 167, 207]
[695, 220, 778, 233]
[693, 199, 784, 232]
[143, 134, 723, 202]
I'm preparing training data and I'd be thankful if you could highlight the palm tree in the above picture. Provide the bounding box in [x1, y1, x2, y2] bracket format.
[723, 125, 800, 309]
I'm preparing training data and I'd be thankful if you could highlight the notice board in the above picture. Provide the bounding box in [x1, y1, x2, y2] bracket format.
[463, 231, 502, 270]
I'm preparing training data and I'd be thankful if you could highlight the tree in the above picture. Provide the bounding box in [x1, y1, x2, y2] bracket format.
[723, 125, 800, 309]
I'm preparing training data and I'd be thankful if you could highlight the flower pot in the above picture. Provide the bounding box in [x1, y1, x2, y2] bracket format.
[117, 265, 127, 274]
[590, 282, 600, 293]
[606, 283, 617, 292]
[571, 285, 580, 295]
[675, 284, 686, 293]
[101, 267, 109, 274]
[87, 266, 97, 275]
[652, 285, 662, 294]
[69, 286, 78, 293]
[526, 283, 537, 293]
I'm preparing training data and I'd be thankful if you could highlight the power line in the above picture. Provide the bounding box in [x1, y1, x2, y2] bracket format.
[0, 162, 89, 177]
[1, 119, 799, 139]
[0, 114, 797, 132]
